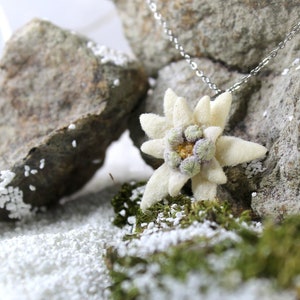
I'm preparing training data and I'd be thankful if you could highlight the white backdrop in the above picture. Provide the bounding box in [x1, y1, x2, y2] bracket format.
[0, 0, 131, 54]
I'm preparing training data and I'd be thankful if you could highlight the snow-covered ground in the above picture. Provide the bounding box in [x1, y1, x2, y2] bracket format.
[0, 131, 153, 300]
[0, 2, 154, 299]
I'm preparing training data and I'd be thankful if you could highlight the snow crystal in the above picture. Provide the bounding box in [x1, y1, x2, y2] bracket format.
[39, 159, 45, 169]
[72, 140, 77, 148]
[68, 123, 76, 130]
[263, 110, 268, 117]
[119, 209, 126, 217]
[0, 170, 33, 219]
[87, 41, 132, 66]
[30, 169, 38, 175]
[281, 68, 289, 76]
[113, 78, 120, 86]
[5, 187, 32, 219]
[29, 185, 36, 191]
[292, 58, 300, 66]
[0, 170, 15, 192]
[148, 77, 157, 87]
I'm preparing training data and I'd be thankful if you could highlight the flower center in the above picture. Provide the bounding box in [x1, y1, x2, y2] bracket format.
[176, 142, 194, 159]
[164, 124, 216, 177]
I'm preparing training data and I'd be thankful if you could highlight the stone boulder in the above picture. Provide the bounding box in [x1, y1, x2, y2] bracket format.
[114, 0, 299, 75]
[0, 19, 148, 220]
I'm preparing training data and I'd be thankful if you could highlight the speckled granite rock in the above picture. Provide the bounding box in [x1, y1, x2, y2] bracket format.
[247, 58, 300, 221]
[114, 0, 299, 75]
[0, 19, 148, 220]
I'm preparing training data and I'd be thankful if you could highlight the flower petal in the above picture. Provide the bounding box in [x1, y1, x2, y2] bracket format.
[173, 97, 193, 127]
[203, 126, 223, 143]
[168, 170, 190, 197]
[210, 92, 232, 129]
[140, 113, 168, 139]
[201, 158, 227, 184]
[216, 136, 268, 166]
[163, 88, 178, 124]
[193, 95, 211, 126]
[141, 139, 165, 159]
[140, 163, 170, 211]
[192, 173, 217, 200]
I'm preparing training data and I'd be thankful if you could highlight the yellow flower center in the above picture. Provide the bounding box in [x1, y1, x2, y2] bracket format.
[176, 142, 194, 159]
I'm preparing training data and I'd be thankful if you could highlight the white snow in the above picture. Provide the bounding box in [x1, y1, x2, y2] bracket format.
[68, 123, 76, 130]
[39, 159, 45, 169]
[0, 131, 152, 299]
[29, 184, 36, 191]
[87, 41, 133, 66]
[0, 188, 127, 300]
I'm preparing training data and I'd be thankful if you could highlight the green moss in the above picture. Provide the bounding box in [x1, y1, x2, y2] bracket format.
[234, 216, 300, 290]
[109, 182, 300, 298]
[111, 181, 145, 228]
[135, 196, 252, 234]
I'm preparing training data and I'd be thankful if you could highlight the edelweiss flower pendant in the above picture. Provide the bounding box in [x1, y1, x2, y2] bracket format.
[139, 89, 267, 211]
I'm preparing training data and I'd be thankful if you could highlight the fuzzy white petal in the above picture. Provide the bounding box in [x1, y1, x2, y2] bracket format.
[141, 139, 165, 159]
[168, 170, 190, 197]
[210, 92, 232, 129]
[204, 126, 223, 143]
[216, 136, 268, 167]
[192, 173, 217, 200]
[140, 114, 168, 139]
[163, 88, 178, 124]
[193, 95, 211, 126]
[140, 163, 170, 211]
[201, 158, 227, 184]
[173, 97, 193, 127]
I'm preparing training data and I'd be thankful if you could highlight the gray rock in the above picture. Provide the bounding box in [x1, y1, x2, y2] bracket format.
[247, 54, 300, 221]
[0, 19, 148, 220]
[114, 0, 299, 75]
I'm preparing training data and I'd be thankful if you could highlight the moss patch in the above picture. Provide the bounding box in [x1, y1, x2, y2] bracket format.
[107, 182, 300, 299]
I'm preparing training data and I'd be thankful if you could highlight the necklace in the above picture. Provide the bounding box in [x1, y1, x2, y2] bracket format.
[138, 0, 300, 211]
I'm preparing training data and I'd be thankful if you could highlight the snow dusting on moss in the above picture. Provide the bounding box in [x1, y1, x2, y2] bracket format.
[106, 182, 300, 299]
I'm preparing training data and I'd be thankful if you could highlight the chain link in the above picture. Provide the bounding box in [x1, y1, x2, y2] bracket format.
[145, 0, 300, 94]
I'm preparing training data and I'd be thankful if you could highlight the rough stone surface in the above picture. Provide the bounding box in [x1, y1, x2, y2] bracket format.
[246, 56, 300, 221]
[0, 19, 148, 220]
[114, 0, 299, 75]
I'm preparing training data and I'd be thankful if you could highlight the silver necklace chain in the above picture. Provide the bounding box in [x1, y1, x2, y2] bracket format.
[146, 0, 300, 94]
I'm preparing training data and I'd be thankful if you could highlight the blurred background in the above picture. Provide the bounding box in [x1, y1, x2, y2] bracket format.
[0, 0, 152, 192]
[0, 0, 132, 54]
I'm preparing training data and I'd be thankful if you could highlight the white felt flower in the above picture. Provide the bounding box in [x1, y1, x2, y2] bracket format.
[139, 88, 267, 211]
